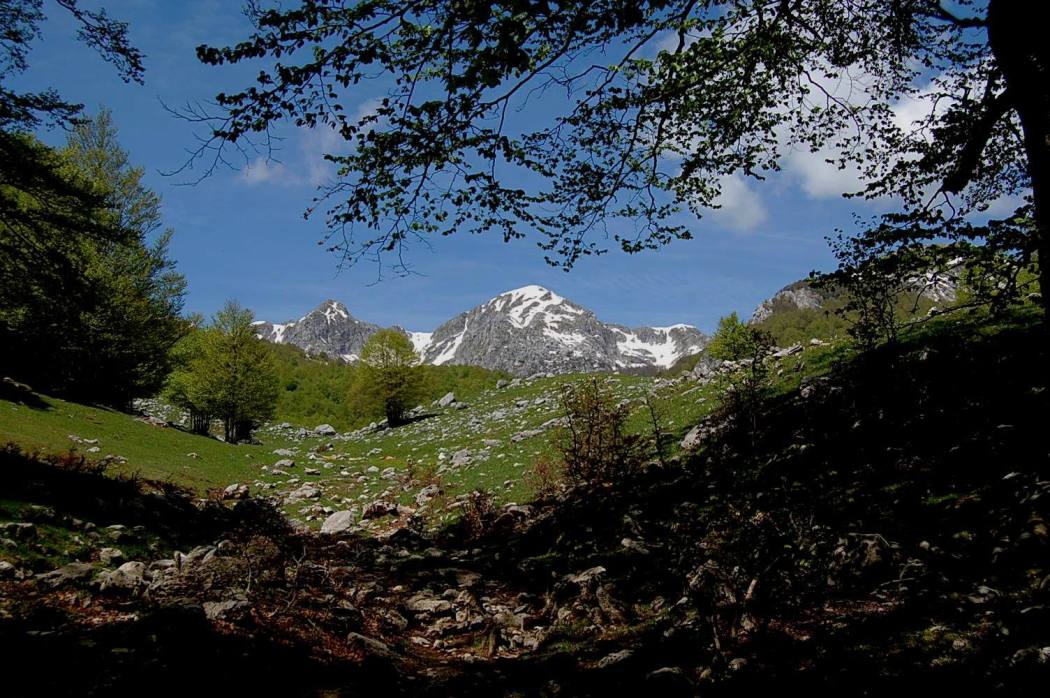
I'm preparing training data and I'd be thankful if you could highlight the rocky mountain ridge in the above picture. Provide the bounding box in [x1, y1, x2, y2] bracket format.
[255, 286, 708, 376]
[749, 262, 962, 324]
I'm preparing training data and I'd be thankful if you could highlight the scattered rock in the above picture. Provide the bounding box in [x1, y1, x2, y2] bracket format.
[35, 562, 95, 589]
[347, 632, 394, 659]
[0, 561, 19, 580]
[680, 424, 707, 451]
[222, 483, 250, 500]
[286, 484, 321, 502]
[597, 649, 634, 669]
[314, 423, 337, 436]
[321, 510, 358, 535]
[406, 593, 453, 616]
[646, 667, 693, 695]
[415, 484, 442, 507]
[203, 598, 252, 622]
[362, 500, 397, 519]
[98, 561, 147, 596]
[0, 522, 36, 540]
[437, 392, 456, 408]
[98, 547, 125, 566]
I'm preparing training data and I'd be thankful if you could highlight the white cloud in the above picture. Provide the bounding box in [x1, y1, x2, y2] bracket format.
[239, 97, 383, 188]
[709, 174, 768, 232]
[784, 146, 866, 199]
[240, 157, 291, 185]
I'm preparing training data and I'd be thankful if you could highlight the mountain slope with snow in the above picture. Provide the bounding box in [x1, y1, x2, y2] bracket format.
[256, 287, 707, 376]
[421, 286, 707, 375]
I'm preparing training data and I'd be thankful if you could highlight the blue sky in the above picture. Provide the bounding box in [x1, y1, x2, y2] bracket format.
[15, 0, 903, 333]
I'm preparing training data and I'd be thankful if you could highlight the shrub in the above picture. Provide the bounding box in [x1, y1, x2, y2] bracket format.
[708, 313, 775, 444]
[554, 377, 645, 487]
[461, 489, 498, 539]
[526, 455, 566, 499]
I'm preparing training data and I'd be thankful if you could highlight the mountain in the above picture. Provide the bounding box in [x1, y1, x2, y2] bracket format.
[255, 286, 708, 376]
[253, 300, 381, 361]
[421, 285, 707, 375]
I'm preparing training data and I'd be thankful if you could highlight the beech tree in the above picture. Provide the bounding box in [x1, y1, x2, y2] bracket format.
[356, 329, 424, 426]
[184, 1, 1044, 311]
[167, 302, 279, 443]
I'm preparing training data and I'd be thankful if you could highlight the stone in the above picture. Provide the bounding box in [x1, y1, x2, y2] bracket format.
[415, 484, 442, 507]
[437, 392, 456, 407]
[597, 649, 634, 669]
[98, 547, 125, 565]
[314, 423, 337, 436]
[222, 483, 250, 500]
[645, 667, 692, 695]
[275, 458, 296, 469]
[406, 593, 453, 615]
[621, 538, 650, 555]
[286, 484, 321, 502]
[203, 598, 251, 622]
[35, 562, 95, 589]
[362, 500, 397, 519]
[511, 428, 544, 443]
[0, 561, 18, 580]
[0, 522, 36, 539]
[773, 344, 803, 358]
[566, 566, 606, 585]
[680, 424, 705, 451]
[273, 448, 296, 457]
[347, 632, 393, 659]
[98, 561, 147, 596]
[321, 510, 358, 535]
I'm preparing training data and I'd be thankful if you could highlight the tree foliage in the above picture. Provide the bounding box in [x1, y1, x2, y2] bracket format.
[355, 328, 424, 426]
[1, 3, 169, 405]
[185, 0, 1047, 311]
[709, 312, 774, 444]
[1, 112, 186, 405]
[166, 302, 279, 443]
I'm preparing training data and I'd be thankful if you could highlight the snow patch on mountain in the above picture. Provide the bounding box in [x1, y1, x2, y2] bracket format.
[409, 331, 433, 355]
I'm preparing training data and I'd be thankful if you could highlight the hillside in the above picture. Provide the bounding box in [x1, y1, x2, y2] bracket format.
[1, 308, 1046, 696]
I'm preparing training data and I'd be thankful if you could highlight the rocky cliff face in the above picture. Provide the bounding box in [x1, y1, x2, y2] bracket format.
[749, 282, 829, 324]
[256, 287, 707, 375]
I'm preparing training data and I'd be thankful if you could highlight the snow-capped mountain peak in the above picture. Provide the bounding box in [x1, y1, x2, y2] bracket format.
[490, 285, 587, 330]
[256, 287, 707, 375]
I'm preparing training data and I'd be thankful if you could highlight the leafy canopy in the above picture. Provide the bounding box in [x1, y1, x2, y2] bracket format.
[183, 0, 1042, 293]
[166, 302, 279, 443]
[355, 328, 425, 426]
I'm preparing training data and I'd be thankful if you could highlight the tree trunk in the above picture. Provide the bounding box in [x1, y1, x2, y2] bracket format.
[189, 411, 209, 435]
[988, 0, 1050, 319]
